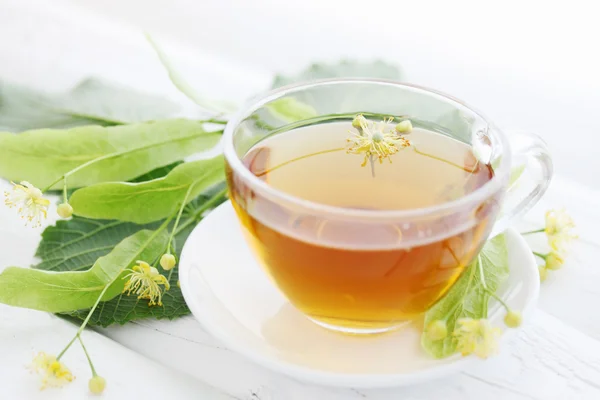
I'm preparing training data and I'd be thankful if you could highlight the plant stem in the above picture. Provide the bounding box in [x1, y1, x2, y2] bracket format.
[203, 118, 228, 125]
[57, 215, 174, 360]
[485, 289, 511, 312]
[477, 255, 488, 290]
[174, 188, 228, 235]
[62, 177, 68, 204]
[255, 148, 345, 178]
[476, 255, 491, 318]
[521, 228, 545, 235]
[166, 183, 196, 253]
[56, 283, 110, 360]
[78, 336, 98, 377]
[533, 251, 547, 260]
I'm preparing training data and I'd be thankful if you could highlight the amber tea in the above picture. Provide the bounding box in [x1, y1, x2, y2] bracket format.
[227, 119, 497, 332]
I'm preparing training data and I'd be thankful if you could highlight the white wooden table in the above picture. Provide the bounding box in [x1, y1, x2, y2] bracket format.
[1, 1, 599, 399]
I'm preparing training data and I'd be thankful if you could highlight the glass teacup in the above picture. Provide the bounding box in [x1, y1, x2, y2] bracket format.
[224, 79, 552, 334]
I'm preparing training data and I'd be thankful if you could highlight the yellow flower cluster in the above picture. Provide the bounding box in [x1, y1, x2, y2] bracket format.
[537, 209, 576, 281]
[346, 115, 412, 167]
[123, 260, 170, 306]
[545, 209, 577, 253]
[4, 181, 50, 227]
[454, 318, 502, 359]
[30, 352, 74, 389]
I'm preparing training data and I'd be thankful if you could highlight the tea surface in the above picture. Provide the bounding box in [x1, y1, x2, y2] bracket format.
[228, 122, 496, 331]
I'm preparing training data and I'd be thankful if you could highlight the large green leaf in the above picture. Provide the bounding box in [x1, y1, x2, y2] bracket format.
[0, 119, 221, 189]
[34, 186, 228, 326]
[70, 156, 225, 223]
[271, 60, 403, 88]
[421, 234, 509, 359]
[0, 82, 111, 132]
[265, 97, 318, 123]
[51, 78, 182, 124]
[0, 78, 181, 132]
[0, 229, 168, 313]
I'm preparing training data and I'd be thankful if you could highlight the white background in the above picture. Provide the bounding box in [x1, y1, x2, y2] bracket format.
[64, 0, 600, 188]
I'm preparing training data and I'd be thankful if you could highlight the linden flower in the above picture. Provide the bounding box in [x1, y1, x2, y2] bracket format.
[30, 352, 74, 390]
[545, 251, 564, 270]
[347, 115, 411, 167]
[4, 181, 50, 227]
[545, 209, 577, 252]
[454, 318, 502, 359]
[123, 260, 170, 306]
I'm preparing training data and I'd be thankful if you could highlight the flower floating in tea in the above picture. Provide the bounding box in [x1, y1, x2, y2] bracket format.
[346, 114, 412, 176]
[4, 181, 50, 227]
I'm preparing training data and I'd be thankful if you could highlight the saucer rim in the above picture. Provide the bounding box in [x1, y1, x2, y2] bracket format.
[179, 201, 540, 388]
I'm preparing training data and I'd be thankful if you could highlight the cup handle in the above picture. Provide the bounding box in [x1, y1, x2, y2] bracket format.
[490, 130, 553, 237]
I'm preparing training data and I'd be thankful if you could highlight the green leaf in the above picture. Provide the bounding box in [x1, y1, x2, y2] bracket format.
[271, 60, 403, 88]
[421, 234, 509, 359]
[130, 161, 183, 182]
[70, 156, 225, 223]
[51, 78, 182, 124]
[34, 186, 228, 326]
[0, 229, 167, 313]
[0, 119, 222, 189]
[0, 78, 181, 132]
[146, 34, 237, 114]
[0, 81, 113, 132]
[266, 97, 318, 123]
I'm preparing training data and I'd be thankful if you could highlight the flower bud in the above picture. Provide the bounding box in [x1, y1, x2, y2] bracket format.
[352, 114, 367, 129]
[89, 375, 106, 394]
[504, 310, 522, 328]
[57, 203, 73, 219]
[426, 320, 448, 341]
[160, 253, 177, 270]
[395, 120, 413, 133]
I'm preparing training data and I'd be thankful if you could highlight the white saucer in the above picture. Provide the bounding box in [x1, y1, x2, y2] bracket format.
[179, 201, 539, 388]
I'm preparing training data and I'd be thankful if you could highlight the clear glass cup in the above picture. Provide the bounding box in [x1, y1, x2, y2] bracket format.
[223, 79, 552, 334]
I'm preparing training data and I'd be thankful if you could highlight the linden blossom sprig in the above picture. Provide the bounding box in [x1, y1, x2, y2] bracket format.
[425, 254, 522, 359]
[28, 215, 175, 392]
[121, 185, 229, 306]
[20, 179, 226, 393]
[522, 209, 577, 281]
[157, 183, 198, 275]
[3, 121, 227, 227]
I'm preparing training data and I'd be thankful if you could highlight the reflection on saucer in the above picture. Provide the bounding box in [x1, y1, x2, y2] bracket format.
[261, 303, 426, 374]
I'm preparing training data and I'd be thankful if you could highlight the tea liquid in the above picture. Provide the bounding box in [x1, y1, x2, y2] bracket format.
[228, 122, 495, 332]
